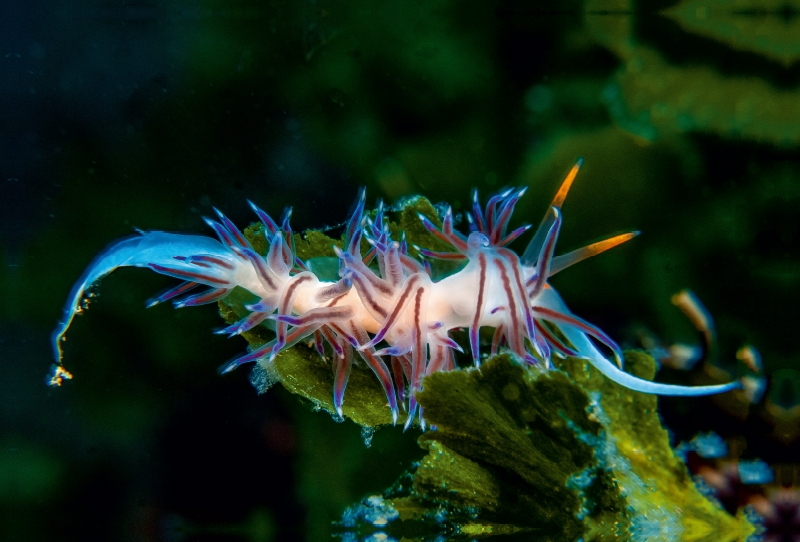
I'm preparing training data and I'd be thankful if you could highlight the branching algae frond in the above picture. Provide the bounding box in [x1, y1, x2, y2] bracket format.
[51, 162, 752, 540]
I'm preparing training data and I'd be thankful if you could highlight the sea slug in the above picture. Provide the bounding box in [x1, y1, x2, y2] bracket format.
[51, 160, 741, 427]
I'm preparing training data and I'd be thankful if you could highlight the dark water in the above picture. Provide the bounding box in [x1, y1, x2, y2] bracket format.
[2, 1, 799, 540]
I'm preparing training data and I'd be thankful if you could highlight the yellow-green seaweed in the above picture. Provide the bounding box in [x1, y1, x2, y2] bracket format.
[344, 354, 755, 541]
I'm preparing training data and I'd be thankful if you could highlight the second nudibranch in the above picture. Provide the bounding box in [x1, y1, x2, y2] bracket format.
[51, 160, 742, 428]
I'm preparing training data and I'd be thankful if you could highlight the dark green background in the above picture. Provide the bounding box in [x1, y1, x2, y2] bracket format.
[3, 0, 799, 540]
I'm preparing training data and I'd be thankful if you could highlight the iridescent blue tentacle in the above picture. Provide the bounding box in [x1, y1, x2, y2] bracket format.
[216, 310, 271, 336]
[471, 189, 486, 233]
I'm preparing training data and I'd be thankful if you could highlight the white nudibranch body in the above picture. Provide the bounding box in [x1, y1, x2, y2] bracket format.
[51, 160, 742, 428]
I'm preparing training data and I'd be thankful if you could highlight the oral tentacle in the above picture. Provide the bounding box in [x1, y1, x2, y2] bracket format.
[534, 319, 579, 359]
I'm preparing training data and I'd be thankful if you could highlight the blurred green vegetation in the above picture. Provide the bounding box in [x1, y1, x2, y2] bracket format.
[6, 0, 800, 540]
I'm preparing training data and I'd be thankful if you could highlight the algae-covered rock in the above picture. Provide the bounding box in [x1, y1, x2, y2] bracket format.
[343, 353, 755, 542]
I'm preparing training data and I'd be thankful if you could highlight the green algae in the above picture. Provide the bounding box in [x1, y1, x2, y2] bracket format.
[360, 355, 605, 541]
[293, 229, 343, 261]
[344, 354, 755, 541]
[557, 352, 754, 541]
[393, 195, 443, 257]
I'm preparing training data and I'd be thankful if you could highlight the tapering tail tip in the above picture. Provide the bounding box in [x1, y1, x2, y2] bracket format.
[50, 327, 69, 373]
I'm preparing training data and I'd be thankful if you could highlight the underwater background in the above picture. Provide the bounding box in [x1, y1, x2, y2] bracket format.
[3, 0, 800, 540]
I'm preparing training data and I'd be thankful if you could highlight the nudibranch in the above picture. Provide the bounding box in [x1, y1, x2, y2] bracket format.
[51, 160, 742, 427]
